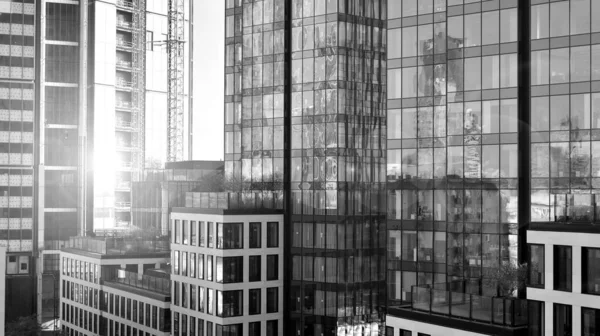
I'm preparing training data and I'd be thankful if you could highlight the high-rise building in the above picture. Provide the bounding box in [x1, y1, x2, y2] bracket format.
[0, 0, 194, 325]
[224, 0, 387, 335]
[385, 1, 600, 336]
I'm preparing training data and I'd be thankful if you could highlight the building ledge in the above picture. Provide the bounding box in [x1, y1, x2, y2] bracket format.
[387, 307, 528, 336]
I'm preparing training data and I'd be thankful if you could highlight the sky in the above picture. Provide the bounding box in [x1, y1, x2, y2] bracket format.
[191, 2, 225, 161]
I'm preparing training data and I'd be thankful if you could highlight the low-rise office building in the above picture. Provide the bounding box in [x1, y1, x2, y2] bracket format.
[59, 236, 171, 336]
[170, 192, 284, 336]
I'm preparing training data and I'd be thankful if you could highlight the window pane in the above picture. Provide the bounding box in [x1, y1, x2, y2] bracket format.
[554, 246, 572, 291]
[583, 248, 600, 294]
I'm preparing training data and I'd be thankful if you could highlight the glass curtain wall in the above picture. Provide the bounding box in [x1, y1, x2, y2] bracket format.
[387, 0, 520, 307]
[530, 0, 600, 224]
[224, 0, 386, 335]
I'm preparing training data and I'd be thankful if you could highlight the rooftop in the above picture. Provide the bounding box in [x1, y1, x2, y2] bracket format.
[101, 268, 170, 300]
[63, 236, 170, 258]
[179, 191, 285, 215]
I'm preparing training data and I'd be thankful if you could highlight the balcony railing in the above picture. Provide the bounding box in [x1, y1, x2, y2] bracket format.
[116, 79, 134, 89]
[115, 100, 134, 109]
[102, 268, 170, 295]
[116, 20, 133, 29]
[115, 202, 132, 208]
[116, 181, 131, 189]
[116, 0, 134, 9]
[116, 39, 134, 48]
[115, 120, 134, 129]
[116, 59, 132, 68]
[67, 236, 170, 255]
[410, 285, 528, 328]
[185, 192, 284, 210]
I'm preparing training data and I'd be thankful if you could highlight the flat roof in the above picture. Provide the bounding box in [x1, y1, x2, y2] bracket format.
[61, 248, 170, 260]
[172, 207, 284, 216]
[165, 160, 224, 170]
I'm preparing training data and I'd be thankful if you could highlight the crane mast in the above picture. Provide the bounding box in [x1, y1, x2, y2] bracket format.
[167, 0, 185, 162]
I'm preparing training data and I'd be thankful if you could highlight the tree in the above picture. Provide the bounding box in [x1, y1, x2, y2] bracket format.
[484, 262, 530, 297]
[5, 315, 41, 336]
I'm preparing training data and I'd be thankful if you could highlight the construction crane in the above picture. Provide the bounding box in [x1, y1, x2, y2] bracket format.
[167, 0, 185, 162]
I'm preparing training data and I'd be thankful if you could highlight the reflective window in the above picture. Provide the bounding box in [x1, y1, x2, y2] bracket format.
[554, 245, 572, 291]
[528, 244, 545, 288]
[583, 248, 600, 295]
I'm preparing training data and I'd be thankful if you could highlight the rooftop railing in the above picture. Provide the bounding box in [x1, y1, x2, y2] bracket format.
[66, 236, 169, 255]
[101, 268, 170, 295]
[410, 284, 528, 328]
[184, 192, 284, 210]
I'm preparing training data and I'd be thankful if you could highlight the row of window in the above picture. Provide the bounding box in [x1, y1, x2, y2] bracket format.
[62, 280, 98, 309]
[98, 290, 169, 332]
[385, 328, 430, 336]
[172, 281, 280, 316]
[61, 257, 98, 284]
[172, 313, 278, 336]
[173, 220, 280, 249]
[528, 245, 600, 295]
[528, 302, 600, 336]
[173, 251, 279, 282]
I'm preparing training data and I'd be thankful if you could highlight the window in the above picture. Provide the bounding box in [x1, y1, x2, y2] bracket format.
[198, 287, 205, 313]
[207, 289, 214, 315]
[208, 222, 214, 248]
[216, 256, 243, 283]
[554, 245, 572, 291]
[207, 321, 213, 336]
[249, 322, 261, 336]
[554, 304, 572, 336]
[582, 307, 600, 336]
[191, 221, 197, 245]
[182, 252, 188, 276]
[198, 254, 204, 279]
[529, 301, 545, 336]
[199, 222, 205, 247]
[418, 334, 431, 336]
[267, 255, 278, 280]
[215, 324, 242, 336]
[216, 290, 243, 317]
[583, 248, 600, 294]
[207, 256, 213, 281]
[249, 222, 261, 248]
[266, 320, 277, 336]
[183, 220, 189, 245]
[174, 220, 180, 243]
[385, 327, 394, 336]
[174, 282, 179, 306]
[190, 253, 196, 278]
[528, 244, 545, 288]
[249, 256, 261, 282]
[190, 285, 196, 310]
[400, 330, 412, 336]
[249, 289, 261, 315]
[217, 223, 243, 249]
[266, 287, 278, 313]
[267, 222, 279, 247]
[199, 318, 204, 336]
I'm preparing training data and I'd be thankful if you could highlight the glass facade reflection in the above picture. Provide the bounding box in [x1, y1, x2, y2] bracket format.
[387, 0, 520, 307]
[530, 0, 600, 224]
[225, 0, 386, 335]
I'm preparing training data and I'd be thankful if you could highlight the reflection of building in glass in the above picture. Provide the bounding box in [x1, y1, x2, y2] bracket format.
[387, 1, 600, 336]
[224, 1, 386, 335]
[131, 161, 223, 235]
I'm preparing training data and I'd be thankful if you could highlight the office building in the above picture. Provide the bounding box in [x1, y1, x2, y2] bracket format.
[59, 236, 171, 336]
[224, 1, 387, 335]
[386, 0, 600, 336]
[170, 192, 284, 336]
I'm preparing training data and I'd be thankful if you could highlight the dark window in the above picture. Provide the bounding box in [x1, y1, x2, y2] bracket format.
[249, 222, 261, 248]
[418, 334, 431, 336]
[199, 318, 204, 336]
[582, 307, 600, 336]
[217, 223, 243, 249]
[217, 290, 243, 317]
[266, 320, 277, 336]
[266, 287, 278, 313]
[174, 281, 179, 306]
[249, 256, 261, 282]
[249, 322, 260, 336]
[554, 304, 572, 336]
[267, 222, 278, 247]
[216, 324, 242, 336]
[385, 327, 394, 336]
[174, 220, 180, 243]
[207, 321, 213, 336]
[529, 301, 545, 336]
[554, 245, 572, 291]
[267, 255, 278, 280]
[182, 314, 187, 336]
[216, 256, 243, 283]
[249, 289, 261, 315]
[528, 244, 545, 288]
[400, 330, 412, 336]
[583, 248, 600, 295]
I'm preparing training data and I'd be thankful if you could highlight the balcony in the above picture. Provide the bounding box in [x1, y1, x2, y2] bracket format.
[116, 39, 134, 49]
[116, 59, 133, 69]
[115, 119, 135, 130]
[66, 236, 170, 256]
[102, 268, 170, 295]
[115, 100, 135, 110]
[184, 192, 285, 210]
[116, 0, 134, 10]
[116, 20, 133, 30]
[402, 284, 528, 328]
[116, 180, 131, 190]
[116, 78, 134, 90]
[115, 201, 131, 209]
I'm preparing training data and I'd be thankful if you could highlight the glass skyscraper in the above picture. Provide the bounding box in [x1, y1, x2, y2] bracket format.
[224, 0, 386, 335]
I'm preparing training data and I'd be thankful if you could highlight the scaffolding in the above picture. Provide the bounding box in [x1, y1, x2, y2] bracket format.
[167, 0, 185, 162]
